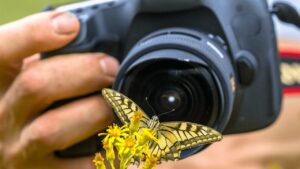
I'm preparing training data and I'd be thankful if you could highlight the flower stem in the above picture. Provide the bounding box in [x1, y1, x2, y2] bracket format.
[109, 159, 116, 169]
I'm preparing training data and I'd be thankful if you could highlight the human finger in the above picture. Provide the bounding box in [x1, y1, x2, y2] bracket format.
[22, 54, 41, 70]
[21, 95, 113, 152]
[1, 53, 119, 127]
[0, 11, 79, 67]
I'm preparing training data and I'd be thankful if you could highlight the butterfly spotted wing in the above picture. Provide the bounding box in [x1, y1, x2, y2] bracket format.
[149, 122, 222, 161]
[102, 88, 150, 128]
[102, 88, 222, 161]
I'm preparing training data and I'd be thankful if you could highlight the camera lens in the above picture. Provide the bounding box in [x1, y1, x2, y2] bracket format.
[119, 59, 220, 125]
[113, 28, 235, 158]
[158, 89, 182, 111]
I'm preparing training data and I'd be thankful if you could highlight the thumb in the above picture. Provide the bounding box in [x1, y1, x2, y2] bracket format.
[0, 11, 80, 64]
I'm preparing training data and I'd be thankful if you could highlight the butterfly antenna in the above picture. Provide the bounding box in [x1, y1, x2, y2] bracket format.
[157, 108, 176, 117]
[145, 97, 157, 116]
[145, 97, 176, 117]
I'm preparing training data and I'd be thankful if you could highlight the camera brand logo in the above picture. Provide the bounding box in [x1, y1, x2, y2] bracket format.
[281, 63, 300, 86]
[280, 51, 300, 95]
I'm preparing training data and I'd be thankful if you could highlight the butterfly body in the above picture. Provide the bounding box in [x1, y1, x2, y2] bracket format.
[102, 88, 222, 162]
[147, 116, 160, 131]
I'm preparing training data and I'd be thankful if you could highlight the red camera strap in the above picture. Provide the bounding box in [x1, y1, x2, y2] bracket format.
[280, 51, 300, 95]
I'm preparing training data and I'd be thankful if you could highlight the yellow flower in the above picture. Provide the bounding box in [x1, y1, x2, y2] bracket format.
[93, 153, 106, 169]
[99, 123, 129, 143]
[141, 155, 158, 169]
[137, 128, 158, 146]
[102, 139, 116, 169]
[116, 136, 138, 169]
[95, 111, 162, 169]
[117, 136, 137, 157]
[129, 110, 143, 133]
[133, 128, 158, 158]
[103, 139, 115, 160]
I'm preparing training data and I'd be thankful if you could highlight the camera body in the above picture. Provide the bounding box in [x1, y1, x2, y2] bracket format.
[45, 0, 282, 158]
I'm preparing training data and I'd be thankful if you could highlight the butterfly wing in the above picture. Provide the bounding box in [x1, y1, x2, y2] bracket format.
[102, 88, 150, 127]
[102, 88, 222, 162]
[160, 122, 222, 150]
[148, 128, 181, 162]
[148, 122, 222, 161]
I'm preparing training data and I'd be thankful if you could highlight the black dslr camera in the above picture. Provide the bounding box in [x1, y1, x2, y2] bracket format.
[44, 0, 282, 158]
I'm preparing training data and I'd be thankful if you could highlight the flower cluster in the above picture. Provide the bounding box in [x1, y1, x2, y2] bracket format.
[93, 111, 159, 169]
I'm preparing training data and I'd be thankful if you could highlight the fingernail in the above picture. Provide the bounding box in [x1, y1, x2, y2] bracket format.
[52, 12, 78, 35]
[99, 57, 120, 77]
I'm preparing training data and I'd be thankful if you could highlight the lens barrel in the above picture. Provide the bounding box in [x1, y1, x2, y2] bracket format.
[113, 28, 236, 158]
[120, 58, 220, 126]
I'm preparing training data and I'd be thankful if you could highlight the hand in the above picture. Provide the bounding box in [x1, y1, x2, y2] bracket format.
[0, 11, 119, 169]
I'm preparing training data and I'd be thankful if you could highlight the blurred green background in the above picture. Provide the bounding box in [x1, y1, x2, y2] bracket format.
[0, 0, 77, 24]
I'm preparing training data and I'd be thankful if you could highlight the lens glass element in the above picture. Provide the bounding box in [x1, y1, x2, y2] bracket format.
[121, 59, 220, 126]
